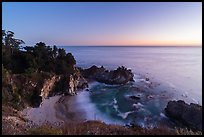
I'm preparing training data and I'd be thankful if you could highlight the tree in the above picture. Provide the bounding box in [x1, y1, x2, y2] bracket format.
[2, 30, 25, 54]
[53, 45, 58, 59]
[2, 30, 76, 75]
[58, 48, 66, 58]
[2, 30, 6, 45]
[65, 53, 76, 65]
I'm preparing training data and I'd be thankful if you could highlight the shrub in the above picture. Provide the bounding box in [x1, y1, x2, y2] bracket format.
[27, 125, 63, 135]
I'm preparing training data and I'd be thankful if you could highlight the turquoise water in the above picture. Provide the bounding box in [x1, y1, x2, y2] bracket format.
[58, 46, 202, 127]
[87, 77, 173, 127]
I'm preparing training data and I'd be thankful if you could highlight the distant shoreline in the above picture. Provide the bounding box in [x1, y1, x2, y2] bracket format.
[57, 45, 202, 48]
[21, 45, 202, 48]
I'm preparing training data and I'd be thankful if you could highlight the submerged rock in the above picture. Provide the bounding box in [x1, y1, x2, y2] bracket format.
[81, 65, 134, 85]
[129, 96, 141, 100]
[165, 100, 202, 131]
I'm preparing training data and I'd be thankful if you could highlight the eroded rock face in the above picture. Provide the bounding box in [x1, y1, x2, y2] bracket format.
[67, 67, 88, 95]
[68, 74, 78, 95]
[8, 72, 56, 109]
[165, 100, 202, 131]
[81, 65, 134, 85]
[40, 75, 61, 100]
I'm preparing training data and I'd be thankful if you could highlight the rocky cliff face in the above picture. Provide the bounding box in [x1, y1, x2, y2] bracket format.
[165, 100, 202, 131]
[67, 67, 88, 95]
[3, 72, 54, 109]
[40, 75, 61, 100]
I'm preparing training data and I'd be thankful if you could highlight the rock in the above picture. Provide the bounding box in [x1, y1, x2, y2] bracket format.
[85, 88, 89, 91]
[81, 65, 106, 79]
[145, 77, 149, 81]
[68, 74, 77, 95]
[40, 75, 61, 100]
[147, 95, 154, 99]
[81, 65, 134, 85]
[165, 100, 202, 131]
[129, 95, 140, 100]
[66, 67, 88, 95]
[77, 76, 88, 89]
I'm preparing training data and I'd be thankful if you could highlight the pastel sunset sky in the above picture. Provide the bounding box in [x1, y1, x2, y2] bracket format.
[2, 2, 202, 46]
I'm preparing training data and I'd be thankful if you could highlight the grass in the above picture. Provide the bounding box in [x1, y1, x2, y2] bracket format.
[24, 120, 188, 135]
[27, 125, 63, 135]
[175, 127, 202, 135]
[3, 117, 203, 135]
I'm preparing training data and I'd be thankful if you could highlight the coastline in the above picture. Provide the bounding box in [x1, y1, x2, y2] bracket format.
[21, 94, 87, 127]
[20, 81, 124, 128]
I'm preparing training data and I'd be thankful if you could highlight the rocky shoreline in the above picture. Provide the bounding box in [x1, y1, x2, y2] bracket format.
[25, 65, 202, 131]
[17, 64, 136, 127]
[2, 65, 202, 134]
[37, 65, 135, 103]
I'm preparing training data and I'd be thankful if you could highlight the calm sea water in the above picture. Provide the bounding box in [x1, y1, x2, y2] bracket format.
[58, 46, 202, 127]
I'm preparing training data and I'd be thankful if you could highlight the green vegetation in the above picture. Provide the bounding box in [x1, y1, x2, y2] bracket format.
[2, 71, 52, 110]
[2, 30, 76, 74]
[2, 30, 76, 110]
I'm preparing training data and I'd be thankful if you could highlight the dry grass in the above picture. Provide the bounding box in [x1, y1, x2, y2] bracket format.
[175, 127, 202, 135]
[24, 120, 178, 135]
[61, 120, 136, 135]
[27, 125, 63, 135]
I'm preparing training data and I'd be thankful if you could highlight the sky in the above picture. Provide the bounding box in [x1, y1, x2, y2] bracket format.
[2, 2, 202, 46]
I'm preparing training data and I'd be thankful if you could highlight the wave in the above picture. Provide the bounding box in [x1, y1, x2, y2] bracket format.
[132, 102, 144, 109]
[75, 90, 124, 125]
[160, 112, 168, 119]
[111, 98, 135, 119]
[133, 74, 141, 82]
[112, 98, 119, 112]
[117, 111, 135, 119]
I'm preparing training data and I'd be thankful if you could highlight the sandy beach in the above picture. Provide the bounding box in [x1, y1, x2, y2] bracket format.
[21, 94, 86, 127]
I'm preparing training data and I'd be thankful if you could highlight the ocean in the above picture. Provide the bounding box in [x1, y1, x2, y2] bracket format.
[58, 46, 202, 127]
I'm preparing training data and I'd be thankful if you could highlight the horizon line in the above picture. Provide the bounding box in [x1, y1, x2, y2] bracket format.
[57, 45, 202, 47]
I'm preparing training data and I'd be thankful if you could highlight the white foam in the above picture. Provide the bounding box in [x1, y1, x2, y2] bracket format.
[133, 102, 144, 108]
[133, 74, 141, 82]
[113, 98, 117, 104]
[181, 92, 188, 98]
[112, 98, 119, 112]
[75, 83, 124, 125]
[117, 111, 134, 119]
[191, 98, 199, 104]
[160, 112, 167, 119]
[145, 81, 151, 84]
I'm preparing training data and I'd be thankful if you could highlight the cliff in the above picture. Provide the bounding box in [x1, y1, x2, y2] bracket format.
[67, 67, 88, 95]
[40, 75, 61, 100]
